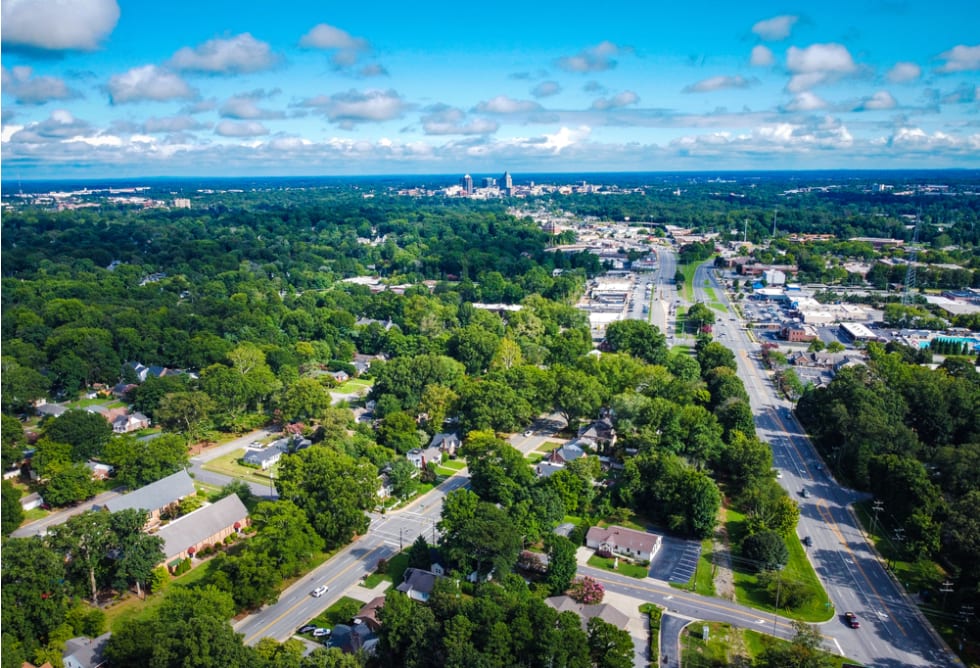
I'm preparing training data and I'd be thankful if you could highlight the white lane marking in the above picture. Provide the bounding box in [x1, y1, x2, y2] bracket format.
[833, 638, 843, 655]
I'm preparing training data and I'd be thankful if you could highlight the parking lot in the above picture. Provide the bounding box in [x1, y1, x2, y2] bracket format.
[649, 535, 703, 584]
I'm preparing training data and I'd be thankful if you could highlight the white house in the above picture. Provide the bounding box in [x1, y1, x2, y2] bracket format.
[585, 525, 662, 562]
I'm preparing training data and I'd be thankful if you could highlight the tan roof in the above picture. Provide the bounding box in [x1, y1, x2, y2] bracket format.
[586, 525, 661, 555]
[545, 596, 630, 630]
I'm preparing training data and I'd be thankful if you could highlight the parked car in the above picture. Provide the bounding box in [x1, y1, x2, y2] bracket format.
[298, 625, 317, 634]
[523, 430, 534, 437]
[800, 488, 810, 498]
[311, 585, 328, 597]
[844, 612, 860, 628]
[312, 627, 331, 637]
[803, 536, 813, 547]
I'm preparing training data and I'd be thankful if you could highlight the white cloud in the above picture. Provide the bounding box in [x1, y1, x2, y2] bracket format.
[1, 66, 81, 105]
[752, 15, 798, 41]
[420, 105, 498, 135]
[473, 96, 543, 114]
[890, 127, 970, 150]
[220, 90, 286, 120]
[887, 62, 921, 83]
[542, 126, 591, 153]
[215, 120, 269, 137]
[1, 0, 118, 52]
[557, 41, 625, 73]
[786, 43, 857, 91]
[682, 75, 755, 93]
[532, 81, 562, 98]
[299, 23, 380, 72]
[107, 65, 196, 104]
[857, 91, 897, 111]
[783, 91, 828, 112]
[671, 117, 853, 156]
[142, 115, 208, 133]
[298, 89, 409, 128]
[8, 109, 93, 143]
[591, 91, 640, 110]
[169, 34, 279, 75]
[935, 44, 980, 73]
[750, 45, 775, 67]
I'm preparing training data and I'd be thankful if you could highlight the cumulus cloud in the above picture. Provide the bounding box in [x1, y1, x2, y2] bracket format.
[473, 96, 543, 114]
[782, 91, 828, 112]
[935, 44, 980, 73]
[1, 0, 119, 52]
[532, 81, 562, 98]
[671, 117, 853, 156]
[682, 75, 756, 93]
[786, 43, 857, 91]
[887, 61, 921, 83]
[557, 41, 626, 73]
[420, 105, 498, 135]
[542, 126, 591, 153]
[107, 65, 197, 104]
[890, 126, 976, 151]
[8, 109, 93, 143]
[752, 15, 799, 41]
[297, 89, 409, 128]
[750, 45, 775, 67]
[220, 90, 286, 120]
[591, 91, 640, 110]
[142, 115, 209, 133]
[1, 66, 81, 105]
[857, 91, 897, 111]
[215, 120, 269, 137]
[299, 23, 381, 73]
[169, 34, 279, 74]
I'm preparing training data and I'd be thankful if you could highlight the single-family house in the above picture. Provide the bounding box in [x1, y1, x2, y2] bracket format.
[19, 491, 44, 512]
[545, 596, 630, 632]
[395, 567, 442, 602]
[111, 412, 150, 434]
[111, 382, 138, 399]
[406, 448, 439, 469]
[355, 596, 386, 632]
[86, 461, 114, 480]
[518, 550, 550, 574]
[156, 494, 249, 567]
[242, 447, 282, 470]
[548, 442, 587, 466]
[327, 370, 350, 383]
[62, 632, 110, 668]
[125, 361, 150, 383]
[578, 416, 616, 449]
[328, 620, 378, 655]
[102, 469, 196, 526]
[35, 403, 67, 418]
[535, 462, 565, 479]
[586, 525, 662, 562]
[429, 432, 460, 457]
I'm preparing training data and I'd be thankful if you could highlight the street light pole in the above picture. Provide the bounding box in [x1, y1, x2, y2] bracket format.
[871, 499, 883, 537]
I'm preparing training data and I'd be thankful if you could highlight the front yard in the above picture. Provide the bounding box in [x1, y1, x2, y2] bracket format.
[587, 553, 649, 579]
[201, 448, 277, 486]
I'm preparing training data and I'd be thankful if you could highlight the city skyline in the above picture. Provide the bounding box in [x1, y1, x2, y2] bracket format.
[1, 0, 978, 178]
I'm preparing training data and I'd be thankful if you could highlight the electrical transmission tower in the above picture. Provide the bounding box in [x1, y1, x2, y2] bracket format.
[902, 214, 921, 306]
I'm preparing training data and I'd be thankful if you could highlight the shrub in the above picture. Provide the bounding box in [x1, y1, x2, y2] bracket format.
[375, 558, 388, 574]
[568, 576, 604, 604]
[224, 534, 237, 545]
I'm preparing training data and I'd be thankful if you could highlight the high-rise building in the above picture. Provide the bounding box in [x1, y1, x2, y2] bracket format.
[502, 171, 513, 189]
[460, 174, 473, 195]
[482, 177, 497, 188]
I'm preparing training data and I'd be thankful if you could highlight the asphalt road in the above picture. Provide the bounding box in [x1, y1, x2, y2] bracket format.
[686, 258, 959, 668]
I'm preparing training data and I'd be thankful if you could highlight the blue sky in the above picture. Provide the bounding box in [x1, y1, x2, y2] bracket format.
[1, 0, 978, 178]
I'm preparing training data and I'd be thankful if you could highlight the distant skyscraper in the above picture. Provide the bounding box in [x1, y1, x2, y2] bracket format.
[502, 171, 512, 189]
[482, 177, 497, 188]
[460, 173, 473, 195]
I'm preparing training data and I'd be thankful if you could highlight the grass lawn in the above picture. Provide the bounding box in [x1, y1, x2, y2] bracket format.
[674, 307, 687, 336]
[334, 378, 373, 394]
[703, 285, 718, 302]
[201, 448, 275, 486]
[727, 508, 833, 622]
[587, 553, 649, 579]
[709, 302, 728, 313]
[22, 506, 50, 523]
[526, 453, 544, 464]
[440, 459, 466, 471]
[299, 595, 365, 638]
[435, 466, 458, 477]
[363, 551, 411, 588]
[694, 537, 716, 596]
[102, 556, 217, 631]
[681, 623, 860, 667]
[679, 263, 698, 302]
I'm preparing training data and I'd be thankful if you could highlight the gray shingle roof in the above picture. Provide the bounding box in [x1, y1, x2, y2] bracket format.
[104, 470, 195, 514]
[545, 596, 630, 630]
[156, 494, 248, 560]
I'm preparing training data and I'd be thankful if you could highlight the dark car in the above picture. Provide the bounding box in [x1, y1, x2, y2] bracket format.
[803, 536, 813, 547]
[844, 612, 860, 628]
[298, 625, 316, 634]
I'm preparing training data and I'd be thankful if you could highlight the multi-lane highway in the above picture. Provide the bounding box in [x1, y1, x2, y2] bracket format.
[686, 257, 959, 668]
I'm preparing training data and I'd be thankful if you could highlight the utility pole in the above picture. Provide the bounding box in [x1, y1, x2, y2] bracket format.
[941, 580, 955, 611]
[773, 574, 783, 637]
[871, 500, 884, 537]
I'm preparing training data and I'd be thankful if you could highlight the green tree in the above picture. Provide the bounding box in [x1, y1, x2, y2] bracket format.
[376, 411, 423, 454]
[2, 537, 71, 653]
[2, 479, 25, 536]
[604, 319, 668, 365]
[545, 534, 577, 595]
[695, 339, 737, 373]
[552, 366, 604, 425]
[756, 621, 833, 668]
[741, 530, 789, 572]
[387, 457, 420, 500]
[685, 302, 716, 333]
[43, 409, 112, 461]
[155, 391, 215, 436]
[2, 414, 27, 470]
[40, 462, 98, 507]
[463, 431, 536, 507]
[407, 534, 431, 570]
[448, 324, 501, 374]
[48, 511, 116, 603]
[250, 500, 325, 576]
[211, 550, 283, 611]
[439, 492, 521, 578]
[587, 617, 634, 668]
[1, 357, 51, 414]
[102, 433, 189, 488]
[278, 377, 331, 424]
[276, 446, 378, 548]
[110, 509, 165, 598]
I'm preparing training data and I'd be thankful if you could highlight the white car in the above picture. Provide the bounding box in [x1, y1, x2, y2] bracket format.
[523, 430, 534, 437]
[311, 585, 329, 597]
[312, 627, 331, 637]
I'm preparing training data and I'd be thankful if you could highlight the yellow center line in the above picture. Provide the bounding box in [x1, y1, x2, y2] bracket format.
[242, 543, 386, 644]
